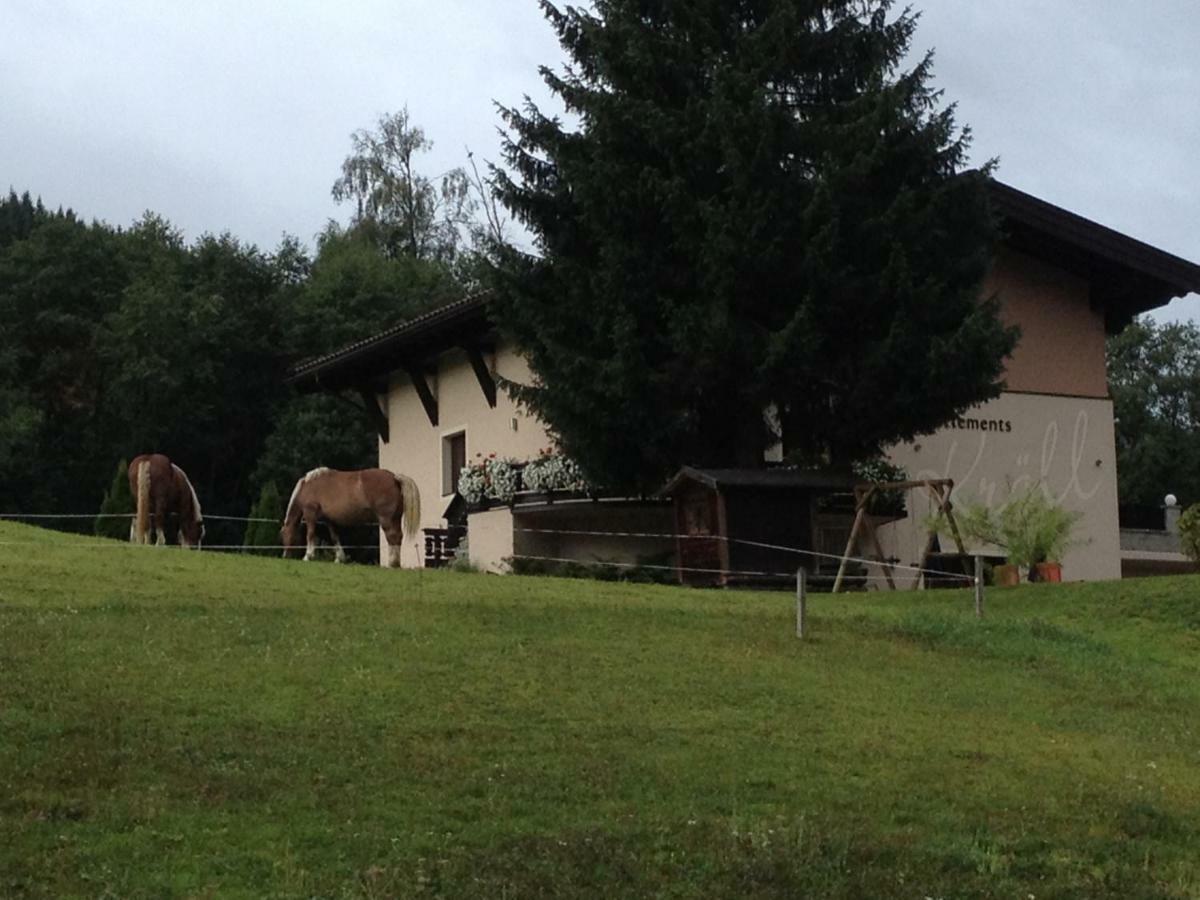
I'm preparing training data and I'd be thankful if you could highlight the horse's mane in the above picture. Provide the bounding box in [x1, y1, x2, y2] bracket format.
[285, 467, 331, 522]
[172, 464, 203, 523]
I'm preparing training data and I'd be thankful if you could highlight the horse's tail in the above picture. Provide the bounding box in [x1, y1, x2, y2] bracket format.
[395, 473, 421, 544]
[283, 475, 306, 527]
[281, 475, 306, 556]
[134, 459, 151, 544]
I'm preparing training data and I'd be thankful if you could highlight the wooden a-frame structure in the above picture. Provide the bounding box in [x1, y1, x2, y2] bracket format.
[831, 479, 968, 593]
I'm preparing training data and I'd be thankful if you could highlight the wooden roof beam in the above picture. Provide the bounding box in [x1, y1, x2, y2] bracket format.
[405, 366, 438, 427]
[356, 387, 390, 444]
[463, 344, 497, 408]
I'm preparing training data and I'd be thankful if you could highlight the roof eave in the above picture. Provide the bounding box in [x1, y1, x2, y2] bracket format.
[287, 293, 492, 392]
[989, 181, 1200, 316]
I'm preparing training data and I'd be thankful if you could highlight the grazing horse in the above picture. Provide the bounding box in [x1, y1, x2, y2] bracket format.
[127, 454, 205, 548]
[282, 467, 421, 567]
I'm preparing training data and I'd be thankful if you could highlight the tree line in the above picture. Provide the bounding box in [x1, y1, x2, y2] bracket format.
[0, 107, 486, 530]
[1108, 318, 1200, 510]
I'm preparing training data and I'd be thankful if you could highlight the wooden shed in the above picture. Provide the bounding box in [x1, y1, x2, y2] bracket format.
[661, 467, 856, 588]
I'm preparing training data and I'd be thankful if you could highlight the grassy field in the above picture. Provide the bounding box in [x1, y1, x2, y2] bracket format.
[2, 520, 1199, 898]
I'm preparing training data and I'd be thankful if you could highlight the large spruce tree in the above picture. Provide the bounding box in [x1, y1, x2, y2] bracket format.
[491, 0, 1019, 491]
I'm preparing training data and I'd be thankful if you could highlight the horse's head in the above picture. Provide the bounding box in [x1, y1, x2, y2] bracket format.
[181, 518, 205, 549]
[280, 518, 297, 558]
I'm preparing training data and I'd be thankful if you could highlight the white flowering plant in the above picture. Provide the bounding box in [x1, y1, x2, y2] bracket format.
[457, 460, 488, 504]
[522, 448, 590, 493]
[458, 453, 522, 505]
[852, 457, 909, 517]
[487, 456, 521, 502]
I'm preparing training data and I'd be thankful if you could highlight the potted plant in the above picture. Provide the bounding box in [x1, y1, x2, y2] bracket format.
[923, 504, 1016, 586]
[952, 485, 1080, 584]
[852, 458, 909, 519]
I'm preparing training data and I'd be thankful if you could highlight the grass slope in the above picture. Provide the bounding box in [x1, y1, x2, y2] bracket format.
[1, 521, 1199, 898]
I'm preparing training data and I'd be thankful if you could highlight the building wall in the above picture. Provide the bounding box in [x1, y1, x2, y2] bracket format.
[378, 343, 552, 567]
[378, 249, 1122, 578]
[511, 503, 676, 574]
[882, 392, 1121, 581]
[468, 507, 516, 573]
[987, 249, 1108, 398]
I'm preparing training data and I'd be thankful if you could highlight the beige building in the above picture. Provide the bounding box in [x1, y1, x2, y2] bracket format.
[291, 182, 1200, 581]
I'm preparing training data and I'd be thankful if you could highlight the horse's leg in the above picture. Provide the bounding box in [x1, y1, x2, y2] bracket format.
[327, 523, 347, 564]
[303, 513, 319, 561]
[154, 498, 168, 546]
[382, 519, 405, 568]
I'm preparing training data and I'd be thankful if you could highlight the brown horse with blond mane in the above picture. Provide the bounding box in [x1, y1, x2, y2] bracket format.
[127, 453, 205, 548]
[281, 467, 421, 567]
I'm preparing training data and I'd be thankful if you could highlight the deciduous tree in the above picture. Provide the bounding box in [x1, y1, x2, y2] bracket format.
[332, 108, 474, 263]
[1108, 317, 1200, 507]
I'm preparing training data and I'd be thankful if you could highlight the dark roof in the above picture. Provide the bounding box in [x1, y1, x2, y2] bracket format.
[989, 181, 1200, 330]
[289, 182, 1200, 390]
[288, 292, 491, 392]
[660, 466, 855, 496]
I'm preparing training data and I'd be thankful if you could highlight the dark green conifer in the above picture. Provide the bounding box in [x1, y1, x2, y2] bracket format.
[243, 482, 284, 555]
[95, 459, 132, 540]
[492, 0, 1019, 491]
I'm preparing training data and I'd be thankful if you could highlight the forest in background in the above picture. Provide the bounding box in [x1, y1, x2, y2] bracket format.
[0, 191, 434, 525]
[0, 110, 498, 530]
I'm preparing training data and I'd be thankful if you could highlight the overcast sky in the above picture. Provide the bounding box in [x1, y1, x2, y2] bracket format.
[3, 0, 1197, 319]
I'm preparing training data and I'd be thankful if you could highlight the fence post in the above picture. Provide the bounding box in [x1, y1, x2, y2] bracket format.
[974, 554, 984, 618]
[796, 567, 807, 639]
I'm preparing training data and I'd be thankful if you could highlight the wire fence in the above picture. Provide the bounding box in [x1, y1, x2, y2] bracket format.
[0, 510, 383, 562]
[1, 508, 989, 635]
[511, 526, 975, 582]
[0, 512, 277, 523]
[0, 511, 978, 588]
[508, 553, 932, 584]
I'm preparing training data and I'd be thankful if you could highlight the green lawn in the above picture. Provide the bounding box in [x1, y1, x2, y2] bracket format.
[2, 520, 1199, 898]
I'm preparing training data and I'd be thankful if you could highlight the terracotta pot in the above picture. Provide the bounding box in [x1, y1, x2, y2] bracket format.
[1032, 561, 1062, 583]
[993, 563, 1020, 587]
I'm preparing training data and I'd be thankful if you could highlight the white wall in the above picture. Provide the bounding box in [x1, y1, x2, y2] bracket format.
[376, 344, 1123, 582]
[378, 342, 552, 567]
[882, 392, 1121, 581]
[468, 507, 515, 573]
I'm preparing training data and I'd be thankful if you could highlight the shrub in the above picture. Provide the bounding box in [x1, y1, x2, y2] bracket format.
[1177, 503, 1200, 562]
[448, 536, 479, 572]
[95, 459, 132, 539]
[243, 482, 284, 554]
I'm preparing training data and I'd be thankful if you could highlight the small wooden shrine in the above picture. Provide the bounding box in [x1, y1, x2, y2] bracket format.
[661, 467, 856, 587]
